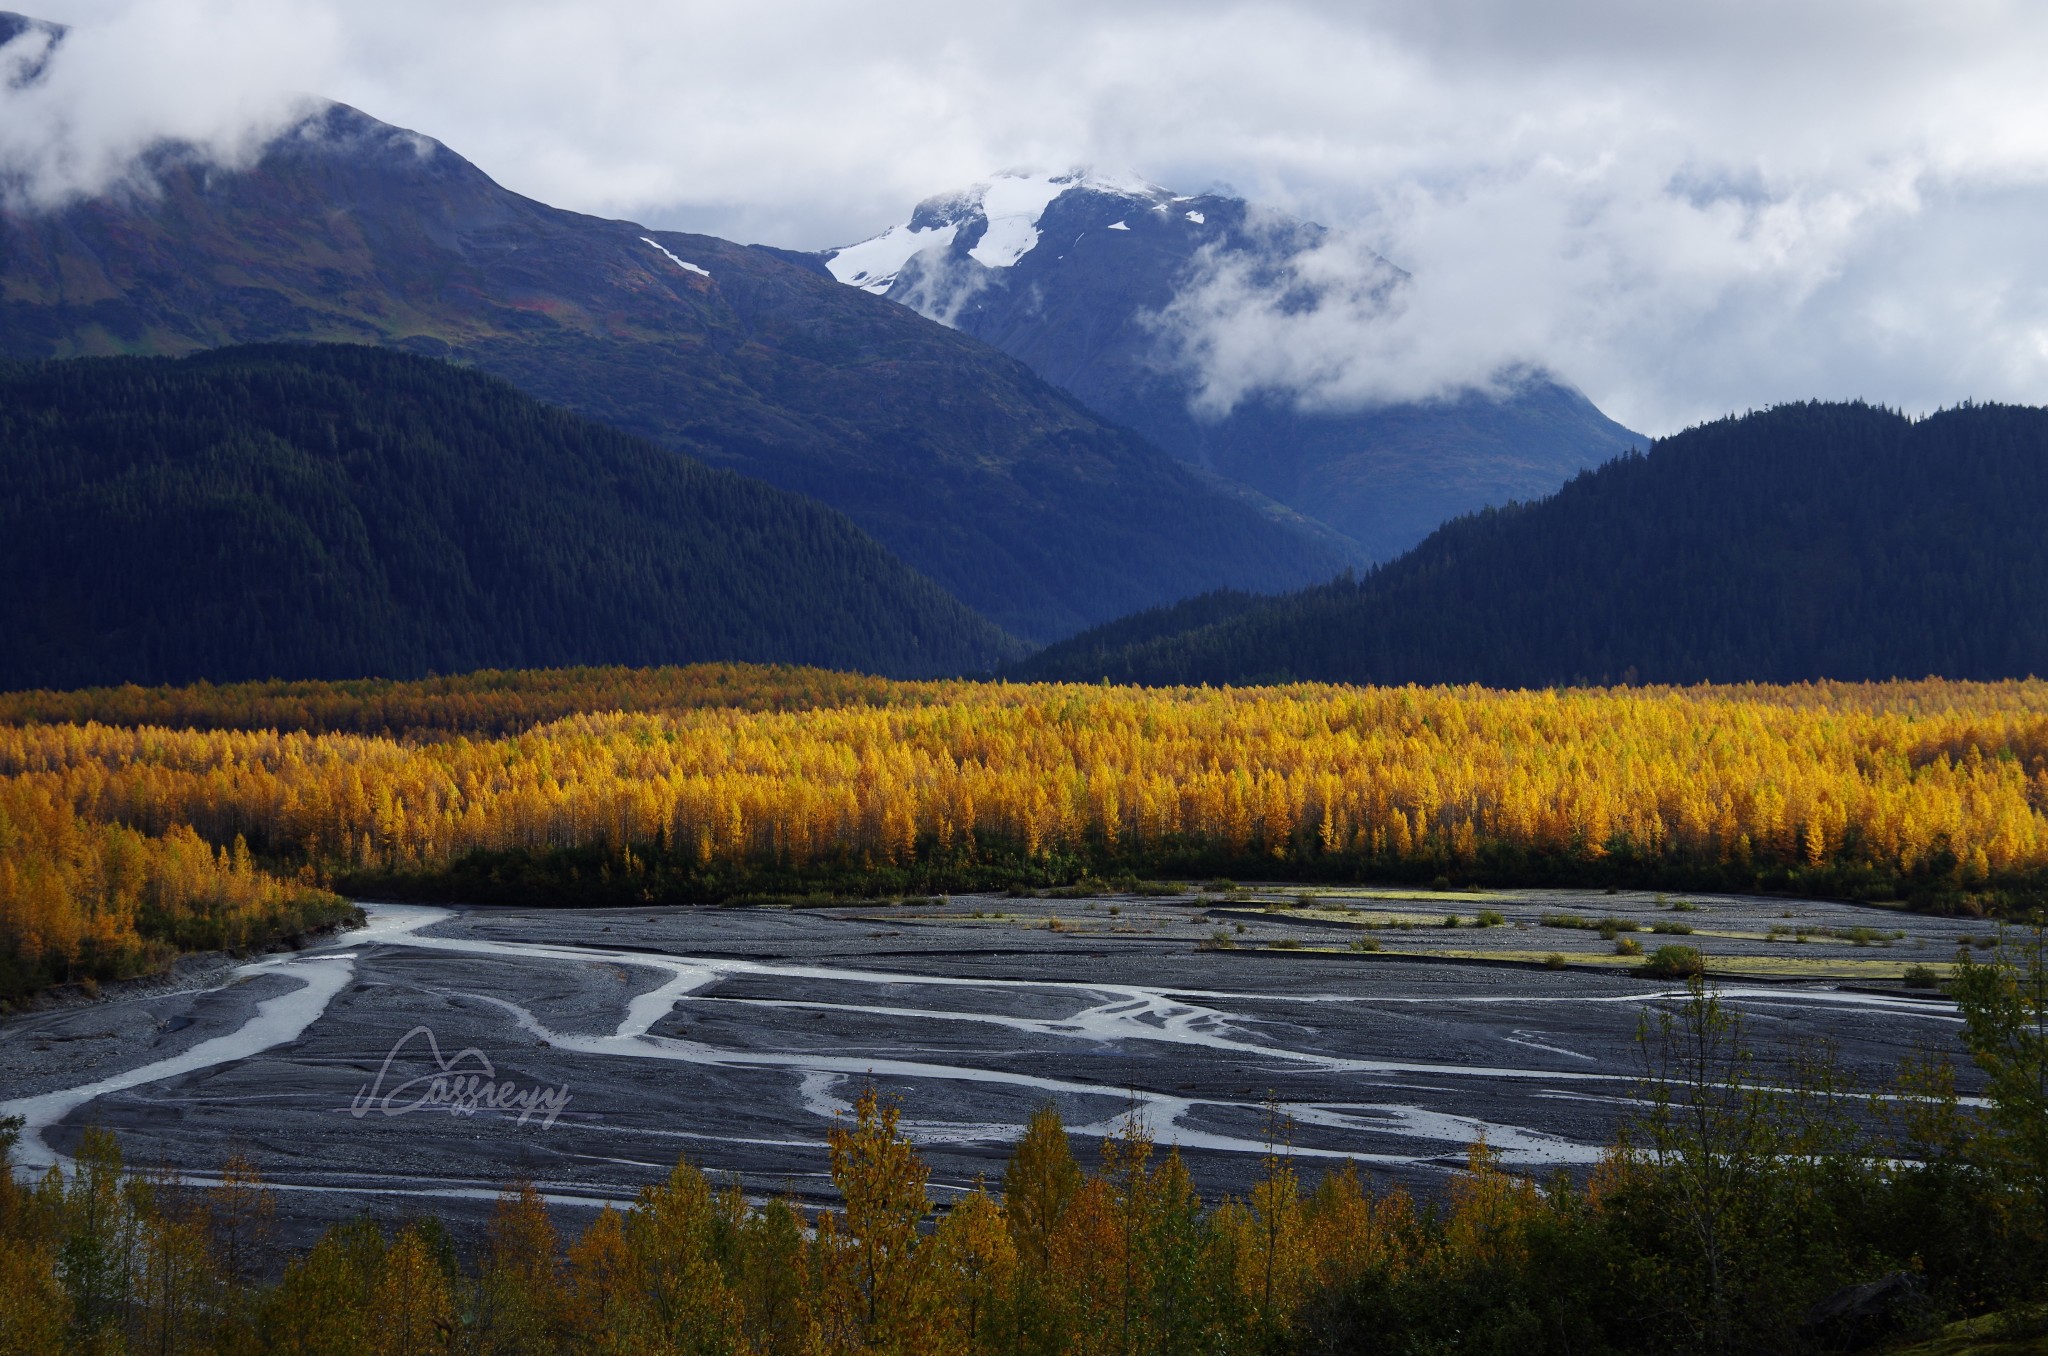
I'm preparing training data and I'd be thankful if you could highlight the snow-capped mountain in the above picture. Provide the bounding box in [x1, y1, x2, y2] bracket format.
[818, 171, 1642, 562]
[825, 169, 1178, 295]
[0, 41, 1347, 648]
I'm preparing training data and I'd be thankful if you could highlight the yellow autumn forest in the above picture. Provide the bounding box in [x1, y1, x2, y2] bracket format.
[4, 665, 2048, 999]
[5, 666, 2048, 1352]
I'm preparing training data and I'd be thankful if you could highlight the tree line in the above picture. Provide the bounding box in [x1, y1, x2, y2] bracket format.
[6, 667, 2048, 1000]
[1016, 401, 2048, 688]
[0, 345, 1017, 693]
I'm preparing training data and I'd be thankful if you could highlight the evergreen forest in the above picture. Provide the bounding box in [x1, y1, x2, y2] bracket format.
[1017, 402, 2048, 688]
[0, 345, 1019, 691]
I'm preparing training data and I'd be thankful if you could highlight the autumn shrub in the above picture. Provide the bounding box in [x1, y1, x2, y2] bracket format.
[1642, 944, 1707, 979]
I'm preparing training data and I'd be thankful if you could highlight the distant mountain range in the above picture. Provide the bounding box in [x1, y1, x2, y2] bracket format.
[0, 344, 1020, 688]
[1015, 402, 2048, 687]
[29, 16, 2015, 701]
[816, 170, 1644, 562]
[0, 19, 1345, 645]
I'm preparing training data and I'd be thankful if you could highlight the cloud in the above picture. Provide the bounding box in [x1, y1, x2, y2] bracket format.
[1150, 152, 1949, 429]
[10, 0, 2048, 432]
[0, 1, 329, 209]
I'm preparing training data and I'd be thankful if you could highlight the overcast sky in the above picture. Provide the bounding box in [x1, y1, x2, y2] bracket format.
[9, 0, 2048, 434]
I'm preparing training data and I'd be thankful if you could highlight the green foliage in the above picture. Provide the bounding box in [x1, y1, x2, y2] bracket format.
[0, 106, 1344, 644]
[0, 344, 1018, 689]
[1948, 925, 2048, 1276]
[1643, 944, 1707, 979]
[1017, 401, 2048, 686]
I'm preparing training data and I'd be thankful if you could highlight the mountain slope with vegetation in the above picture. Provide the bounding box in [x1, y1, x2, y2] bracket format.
[0, 84, 1345, 641]
[0, 344, 1020, 689]
[1016, 402, 2048, 687]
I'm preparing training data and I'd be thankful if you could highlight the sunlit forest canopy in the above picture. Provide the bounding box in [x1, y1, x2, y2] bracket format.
[6, 666, 2048, 1003]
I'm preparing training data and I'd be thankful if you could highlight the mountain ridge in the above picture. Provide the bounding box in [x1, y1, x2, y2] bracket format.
[819, 169, 1645, 562]
[1013, 401, 2048, 688]
[0, 343, 1023, 689]
[0, 70, 1346, 643]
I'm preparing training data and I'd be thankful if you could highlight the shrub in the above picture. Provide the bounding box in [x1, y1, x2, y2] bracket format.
[1615, 937, 1644, 956]
[1199, 929, 1236, 951]
[1350, 936, 1381, 953]
[1441, 914, 1461, 928]
[1476, 909, 1506, 927]
[1642, 944, 1706, 979]
[1902, 964, 1942, 989]
[1543, 952, 1568, 969]
[1652, 921, 1694, 935]
[1268, 938, 1304, 950]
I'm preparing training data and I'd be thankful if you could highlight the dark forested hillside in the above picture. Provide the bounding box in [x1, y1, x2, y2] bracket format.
[1015, 402, 2048, 687]
[0, 92, 1345, 642]
[0, 344, 1021, 689]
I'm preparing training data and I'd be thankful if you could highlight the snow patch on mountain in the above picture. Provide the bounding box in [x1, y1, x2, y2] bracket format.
[825, 168, 1170, 294]
[1108, 220, 1129, 231]
[641, 237, 709, 277]
[825, 220, 959, 293]
[1185, 210, 1206, 225]
[967, 172, 1071, 268]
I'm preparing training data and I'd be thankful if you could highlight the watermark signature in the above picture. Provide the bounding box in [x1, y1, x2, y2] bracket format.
[349, 1025, 572, 1128]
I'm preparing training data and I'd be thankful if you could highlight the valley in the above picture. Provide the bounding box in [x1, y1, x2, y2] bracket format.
[1, 886, 1981, 1247]
[3, 7, 2047, 1348]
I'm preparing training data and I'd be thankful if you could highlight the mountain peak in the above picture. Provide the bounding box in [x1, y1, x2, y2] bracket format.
[824, 166, 1183, 293]
[0, 10, 65, 88]
[814, 171, 1642, 566]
